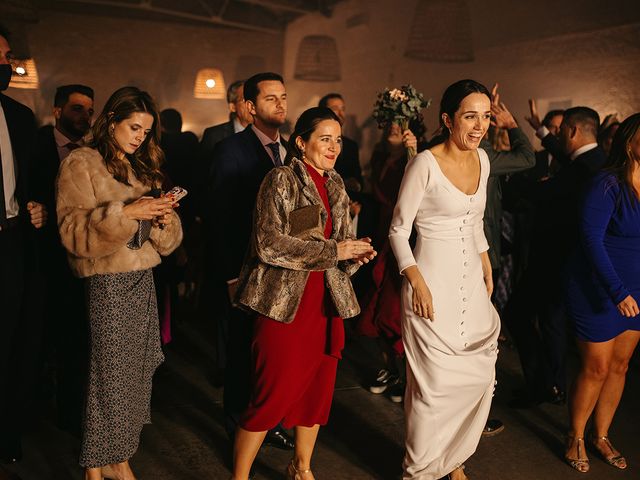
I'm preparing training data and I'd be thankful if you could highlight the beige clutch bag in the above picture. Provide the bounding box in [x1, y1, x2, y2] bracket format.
[288, 204, 324, 239]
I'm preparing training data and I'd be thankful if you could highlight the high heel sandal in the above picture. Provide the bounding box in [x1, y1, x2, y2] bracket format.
[590, 435, 627, 470]
[286, 460, 313, 479]
[565, 437, 589, 473]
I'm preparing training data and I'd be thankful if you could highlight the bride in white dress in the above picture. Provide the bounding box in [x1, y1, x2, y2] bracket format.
[389, 80, 501, 480]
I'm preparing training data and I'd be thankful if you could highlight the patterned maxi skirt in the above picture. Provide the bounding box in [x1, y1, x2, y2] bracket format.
[80, 269, 164, 467]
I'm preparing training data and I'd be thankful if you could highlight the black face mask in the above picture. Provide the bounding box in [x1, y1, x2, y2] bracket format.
[0, 64, 12, 91]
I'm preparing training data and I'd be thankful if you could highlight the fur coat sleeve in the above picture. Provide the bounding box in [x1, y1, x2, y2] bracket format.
[57, 152, 138, 259]
[149, 210, 182, 255]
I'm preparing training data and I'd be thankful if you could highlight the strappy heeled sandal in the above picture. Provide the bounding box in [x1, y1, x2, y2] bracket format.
[565, 437, 589, 473]
[447, 464, 467, 480]
[590, 435, 627, 470]
[286, 460, 313, 479]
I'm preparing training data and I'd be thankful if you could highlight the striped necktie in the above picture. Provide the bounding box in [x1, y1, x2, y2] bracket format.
[267, 142, 283, 167]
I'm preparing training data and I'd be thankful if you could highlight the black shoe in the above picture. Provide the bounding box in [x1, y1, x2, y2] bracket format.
[482, 418, 505, 437]
[0, 436, 22, 465]
[264, 428, 294, 450]
[368, 369, 399, 394]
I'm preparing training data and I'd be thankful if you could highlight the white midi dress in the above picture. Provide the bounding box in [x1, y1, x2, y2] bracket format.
[389, 148, 500, 480]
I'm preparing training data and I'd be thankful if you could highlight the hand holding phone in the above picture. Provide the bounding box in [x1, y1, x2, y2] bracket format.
[166, 186, 188, 204]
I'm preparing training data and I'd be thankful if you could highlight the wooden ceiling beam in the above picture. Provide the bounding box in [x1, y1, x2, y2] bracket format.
[57, 0, 282, 33]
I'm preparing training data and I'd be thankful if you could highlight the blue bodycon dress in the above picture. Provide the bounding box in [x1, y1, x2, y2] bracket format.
[566, 172, 640, 342]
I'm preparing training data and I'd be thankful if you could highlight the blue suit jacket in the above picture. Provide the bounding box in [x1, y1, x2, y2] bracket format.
[209, 126, 287, 281]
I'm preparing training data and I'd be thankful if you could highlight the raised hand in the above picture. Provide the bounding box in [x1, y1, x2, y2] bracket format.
[525, 98, 542, 131]
[489, 83, 517, 130]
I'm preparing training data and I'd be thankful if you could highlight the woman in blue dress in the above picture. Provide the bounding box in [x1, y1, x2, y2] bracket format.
[564, 113, 640, 473]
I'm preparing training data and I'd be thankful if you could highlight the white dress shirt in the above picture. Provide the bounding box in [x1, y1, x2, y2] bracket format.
[251, 124, 287, 165]
[54, 127, 84, 161]
[570, 143, 598, 161]
[0, 101, 19, 219]
[233, 117, 245, 134]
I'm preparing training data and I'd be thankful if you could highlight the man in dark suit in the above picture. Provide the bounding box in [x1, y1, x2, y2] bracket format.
[30, 84, 94, 436]
[507, 107, 605, 407]
[0, 26, 47, 470]
[200, 80, 253, 172]
[198, 82, 254, 316]
[208, 72, 293, 452]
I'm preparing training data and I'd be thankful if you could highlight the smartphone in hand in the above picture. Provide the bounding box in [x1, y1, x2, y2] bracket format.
[166, 186, 188, 203]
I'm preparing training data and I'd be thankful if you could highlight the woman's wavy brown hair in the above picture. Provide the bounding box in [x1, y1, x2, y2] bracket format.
[88, 86, 164, 187]
[604, 112, 640, 200]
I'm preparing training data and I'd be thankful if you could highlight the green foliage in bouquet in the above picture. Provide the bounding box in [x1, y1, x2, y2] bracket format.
[372, 85, 430, 129]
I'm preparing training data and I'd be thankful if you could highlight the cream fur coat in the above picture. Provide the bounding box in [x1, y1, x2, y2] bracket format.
[56, 147, 182, 278]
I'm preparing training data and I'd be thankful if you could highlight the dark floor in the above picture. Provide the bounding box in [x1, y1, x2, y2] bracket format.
[3, 313, 639, 480]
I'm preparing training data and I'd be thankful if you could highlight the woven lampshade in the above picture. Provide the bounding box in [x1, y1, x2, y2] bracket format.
[9, 58, 39, 89]
[193, 68, 226, 99]
[404, 0, 474, 63]
[294, 35, 341, 82]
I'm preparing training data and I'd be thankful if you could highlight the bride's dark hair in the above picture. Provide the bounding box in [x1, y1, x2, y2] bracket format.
[433, 79, 491, 144]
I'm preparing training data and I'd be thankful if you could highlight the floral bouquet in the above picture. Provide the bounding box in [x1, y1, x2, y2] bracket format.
[373, 84, 430, 158]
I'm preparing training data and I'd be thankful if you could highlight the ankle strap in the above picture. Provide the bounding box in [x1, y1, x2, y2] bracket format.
[290, 460, 312, 474]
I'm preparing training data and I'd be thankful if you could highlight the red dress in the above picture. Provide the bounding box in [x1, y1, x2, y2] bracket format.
[240, 163, 345, 431]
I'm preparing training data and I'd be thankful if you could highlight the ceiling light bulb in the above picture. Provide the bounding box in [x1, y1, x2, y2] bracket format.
[16, 66, 26, 75]
[205, 78, 215, 88]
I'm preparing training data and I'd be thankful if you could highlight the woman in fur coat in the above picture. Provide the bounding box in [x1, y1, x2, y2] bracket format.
[56, 86, 182, 480]
[230, 107, 376, 480]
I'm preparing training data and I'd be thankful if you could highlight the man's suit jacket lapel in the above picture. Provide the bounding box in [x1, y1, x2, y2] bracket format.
[241, 125, 276, 171]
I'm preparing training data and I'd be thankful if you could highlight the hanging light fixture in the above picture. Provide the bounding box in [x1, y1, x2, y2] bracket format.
[9, 57, 39, 89]
[294, 35, 341, 82]
[193, 68, 226, 99]
[404, 0, 474, 62]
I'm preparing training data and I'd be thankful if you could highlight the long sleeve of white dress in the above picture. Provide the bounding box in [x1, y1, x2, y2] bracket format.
[389, 151, 431, 273]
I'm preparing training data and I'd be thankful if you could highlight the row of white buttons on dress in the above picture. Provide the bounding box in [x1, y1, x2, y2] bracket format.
[460, 199, 474, 348]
